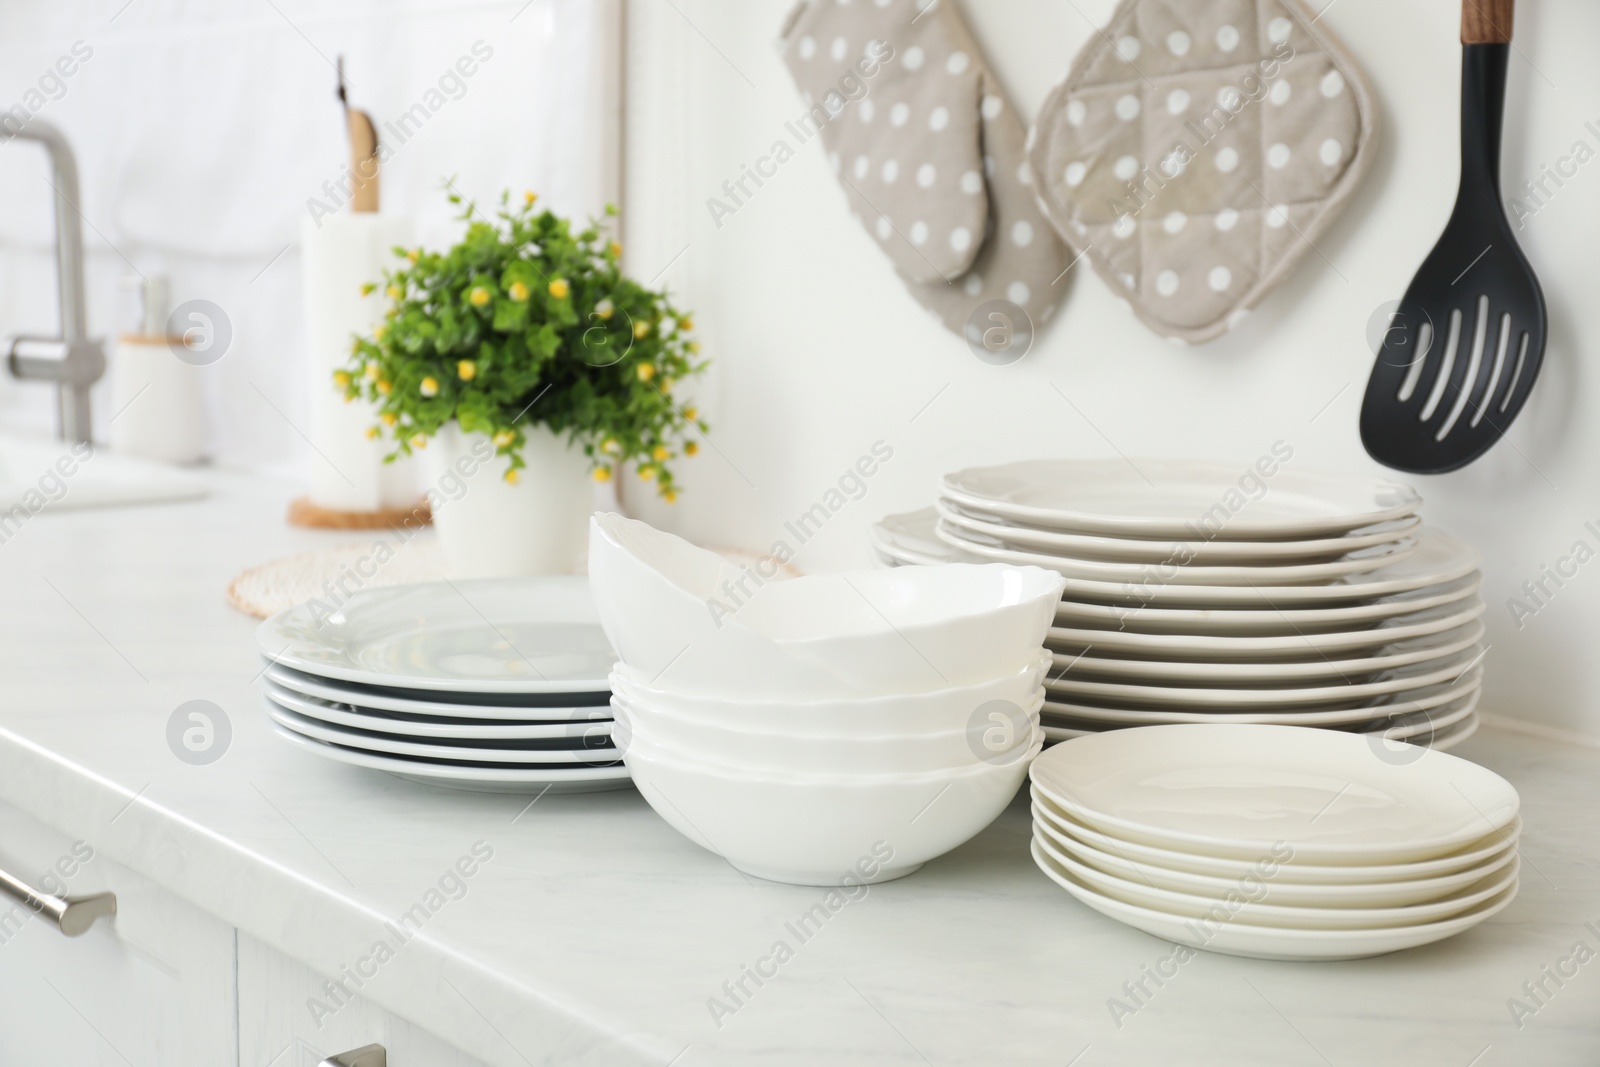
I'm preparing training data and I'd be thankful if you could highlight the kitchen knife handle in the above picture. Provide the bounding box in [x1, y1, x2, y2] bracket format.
[1462, 0, 1513, 44]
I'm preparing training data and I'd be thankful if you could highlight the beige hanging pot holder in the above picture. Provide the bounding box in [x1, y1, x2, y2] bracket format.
[1029, 0, 1379, 344]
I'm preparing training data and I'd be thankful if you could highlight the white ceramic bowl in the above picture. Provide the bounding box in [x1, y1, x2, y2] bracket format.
[611, 688, 1043, 774]
[622, 729, 1042, 885]
[588, 514, 858, 698]
[610, 652, 1050, 734]
[590, 513, 1064, 697]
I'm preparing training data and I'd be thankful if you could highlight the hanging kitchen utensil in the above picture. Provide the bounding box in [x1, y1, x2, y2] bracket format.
[1359, 0, 1545, 474]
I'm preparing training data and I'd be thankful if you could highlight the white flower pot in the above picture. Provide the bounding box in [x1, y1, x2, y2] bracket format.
[422, 422, 592, 578]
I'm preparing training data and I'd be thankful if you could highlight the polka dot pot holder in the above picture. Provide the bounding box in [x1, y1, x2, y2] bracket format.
[779, 0, 1069, 337]
[1029, 0, 1378, 344]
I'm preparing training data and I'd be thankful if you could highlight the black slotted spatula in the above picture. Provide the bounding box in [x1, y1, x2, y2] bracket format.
[1360, 0, 1545, 474]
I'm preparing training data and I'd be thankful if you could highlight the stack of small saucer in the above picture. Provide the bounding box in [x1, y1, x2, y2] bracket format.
[871, 459, 1485, 748]
[1029, 726, 1520, 961]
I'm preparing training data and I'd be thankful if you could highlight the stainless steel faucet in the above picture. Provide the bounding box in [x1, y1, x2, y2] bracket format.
[4, 119, 104, 444]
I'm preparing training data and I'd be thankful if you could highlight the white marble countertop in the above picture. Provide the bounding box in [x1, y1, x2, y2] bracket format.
[0, 469, 1598, 1066]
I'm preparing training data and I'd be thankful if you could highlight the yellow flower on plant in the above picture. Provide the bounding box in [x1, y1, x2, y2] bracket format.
[377, 379, 392, 395]
[457, 360, 476, 381]
[678, 316, 694, 332]
[663, 489, 679, 504]
[365, 362, 380, 381]
[549, 278, 570, 299]
[469, 286, 491, 307]
[686, 341, 701, 353]
[608, 241, 622, 258]
[380, 411, 398, 426]
[406, 249, 420, 264]
[503, 468, 521, 485]
[365, 426, 380, 439]
[661, 378, 675, 394]
[685, 441, 700, 456]
[652, 445, 670, 462]
[372, 323, 387, 341]
[633, 319, 651, 339]
[420, 377, 439, 397]
[683, 406, 698, 421]
[493, 430, 515, 447]
[332, 370, 351, 387]
[360, 282, 376, 296]
[410, 434, 427, 450]
[638, 464, 655, 482]
[593, 465, 613, 483]
[595, 299, 614, 320]
[524, 191, 537, 206]
[386, 285, 403, 300]
[509, 280, 530, 302]
[635, 363, 655, 383]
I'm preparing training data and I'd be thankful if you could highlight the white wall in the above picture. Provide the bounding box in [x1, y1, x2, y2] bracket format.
[0, 0, 617, 470]
[623, 0, 1600, 739]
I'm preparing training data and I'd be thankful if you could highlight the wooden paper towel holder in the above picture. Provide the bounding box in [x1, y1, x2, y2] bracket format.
[288, 57, 425, 532]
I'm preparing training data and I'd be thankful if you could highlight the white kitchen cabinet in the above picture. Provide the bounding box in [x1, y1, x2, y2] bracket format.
[236, 932, 492, 1067]
[0, 801, 237, 1067]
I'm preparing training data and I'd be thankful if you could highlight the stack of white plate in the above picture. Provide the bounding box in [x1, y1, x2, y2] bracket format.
[255, 577, 630, 794]
[1029, 725, 1521, 961]
[870, 459, 1485, 747]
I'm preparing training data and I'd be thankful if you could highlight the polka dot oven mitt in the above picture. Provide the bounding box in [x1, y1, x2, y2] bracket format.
[1028, 0, 1377, 344]
[780, 0, 1068, 336]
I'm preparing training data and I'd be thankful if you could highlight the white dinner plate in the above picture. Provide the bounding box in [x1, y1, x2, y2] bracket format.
[1053, 578, 1482, 636]
[1041, 682, 1481, 730]
[1031, 839, 1516, 961]
[1054, 621, 1484, 685]
[871, 509, 979, 565]
[267, 723, 634, 793]
[1040, 713, 1484, 755]
[1033, 829, 1519, 929]
[265, 681, 613, 741]
[1043, 648, 1484, 709]
[1031, 803, 1519, 907]
[264, 663, 612, 720]
[1029, 785, 1519, 883]
[942, 460, 1421, 540]
[936, 520, 1419, 586]
[1046, 599, 1486, 660]
[266, 700, 622, 765]
[1030, 724, 1519, 863]
[257, 577, 616, 694]
[935, 499, 1423, 564]
[882, 509, 1475, 608]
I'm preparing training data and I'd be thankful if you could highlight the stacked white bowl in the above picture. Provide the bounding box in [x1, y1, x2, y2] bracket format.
[589, 512, 1066, 886]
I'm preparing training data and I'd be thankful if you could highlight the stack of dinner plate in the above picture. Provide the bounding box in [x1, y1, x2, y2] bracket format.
[255, 577, 630, 793]
[1028, 726, 1521, 961]
[870, 459, 1485, 748]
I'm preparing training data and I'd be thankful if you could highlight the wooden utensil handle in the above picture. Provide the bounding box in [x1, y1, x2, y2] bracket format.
[1462, 0, 1513, 44]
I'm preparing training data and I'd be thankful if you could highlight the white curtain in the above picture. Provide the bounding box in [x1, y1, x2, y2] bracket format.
[0, 0, 620, 470]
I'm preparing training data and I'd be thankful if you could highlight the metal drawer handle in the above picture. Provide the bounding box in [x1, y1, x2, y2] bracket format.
[320, 1045, 386, 1067]
[0, 864, 115, 937]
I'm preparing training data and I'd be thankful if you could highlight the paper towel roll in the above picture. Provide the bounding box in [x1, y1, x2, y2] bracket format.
[300, 212, 416, 511]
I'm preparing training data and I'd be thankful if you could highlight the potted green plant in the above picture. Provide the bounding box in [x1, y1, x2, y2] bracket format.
[337, 189, 708, 577]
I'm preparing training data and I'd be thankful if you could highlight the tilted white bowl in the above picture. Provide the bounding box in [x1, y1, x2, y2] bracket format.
[621, 728, 1042, 885]
[589, 513, 1065, 697]
[588, 514, 859, 698]
[610, 688, 1043, 774]
[609, 652, 1050, 734]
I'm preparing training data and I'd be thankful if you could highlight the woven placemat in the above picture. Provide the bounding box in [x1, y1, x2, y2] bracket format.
[227, 534, 804, 620]
[227, 536, 446, 619]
